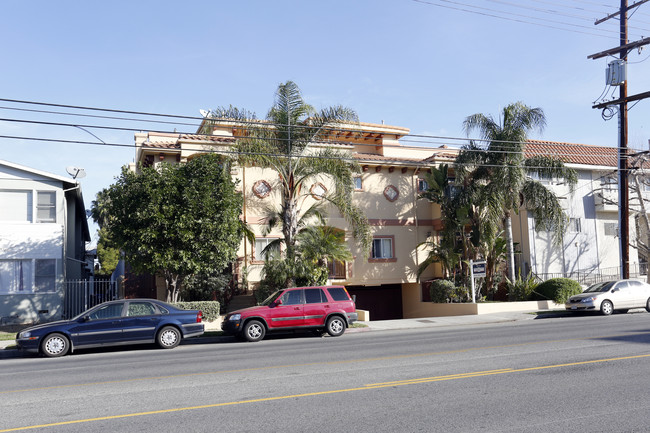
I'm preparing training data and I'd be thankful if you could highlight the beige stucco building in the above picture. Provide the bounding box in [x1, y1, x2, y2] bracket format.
[131, 121, 458, 319]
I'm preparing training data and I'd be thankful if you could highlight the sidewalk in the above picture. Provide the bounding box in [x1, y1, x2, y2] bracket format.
[0, 310, 542, 354]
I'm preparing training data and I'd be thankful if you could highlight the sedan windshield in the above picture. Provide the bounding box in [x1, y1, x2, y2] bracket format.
[584, 281, 615, 293]
[261, 290, 284, 306]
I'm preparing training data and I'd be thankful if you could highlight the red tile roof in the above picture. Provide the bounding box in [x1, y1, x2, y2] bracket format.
[525, 140, 618, 167]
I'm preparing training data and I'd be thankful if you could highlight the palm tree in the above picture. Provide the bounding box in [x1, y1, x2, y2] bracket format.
[297, 225, 353, 274]
[458, 102, 577, 283]
[203, 81, 370, 286]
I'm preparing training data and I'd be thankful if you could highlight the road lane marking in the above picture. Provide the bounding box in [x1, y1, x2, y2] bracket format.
[2, 353, 650, 432]
[0, 332, 642, 395]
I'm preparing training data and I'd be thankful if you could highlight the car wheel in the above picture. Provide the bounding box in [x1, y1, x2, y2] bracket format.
[41, 333, 69, 357]
[646, 297, 650, 313]
[243, 320, 265, 342]
[326, 316, 346, 337]
[600, 300, 614, 316]
[157, 326, 181, 349]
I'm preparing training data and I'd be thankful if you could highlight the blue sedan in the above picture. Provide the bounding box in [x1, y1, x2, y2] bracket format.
[15, 299, 204, 357]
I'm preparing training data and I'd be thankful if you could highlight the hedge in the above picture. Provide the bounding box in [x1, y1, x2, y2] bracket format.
[173, 301, 221, 322]
[430, 279, 456, 303]
[534, 278, 582, 304]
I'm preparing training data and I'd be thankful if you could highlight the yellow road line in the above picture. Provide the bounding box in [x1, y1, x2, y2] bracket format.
[2, 353, 649, 432]
[1, 332, 638, 395]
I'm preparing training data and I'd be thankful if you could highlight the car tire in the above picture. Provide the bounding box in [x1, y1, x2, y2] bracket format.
[646, 297, 650, 313]
[600, 300, 614, 316]
[41, 333, 70, 357]
[243, 320, 265, 342]
[157, 326, 181, 349]
[326, 316, 346, 337]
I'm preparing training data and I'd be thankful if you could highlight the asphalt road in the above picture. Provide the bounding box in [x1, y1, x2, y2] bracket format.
[2, 313, 650, 432]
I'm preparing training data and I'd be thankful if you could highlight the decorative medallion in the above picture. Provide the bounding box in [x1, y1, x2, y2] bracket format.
[310, 182, 328, 200]
[384, 185, 399, 202]
[252, 180, 272, 198]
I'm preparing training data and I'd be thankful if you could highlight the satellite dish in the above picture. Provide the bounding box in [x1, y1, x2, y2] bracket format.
[199, 109, 210, 118]
[66, 166, 86, 179]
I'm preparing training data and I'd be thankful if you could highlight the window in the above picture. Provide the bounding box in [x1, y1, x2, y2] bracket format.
[568, 218, 582, 233]
[444, 178, 460, 200]
[0, 190, 32, 222]
[34, 259, 56, 292]
[602, 176, 618, 191]
[417, 178, 429, 192]
[280, 289, 303, 305]
[254, 238, 274, 261]
[310, 183, 327, 200]
[604, 223, 618, 237]
[127, 302, 157, 316]
[252, 180, 272, 199]
[384, 185, 399, 202]
[328, 259, 346, 279]
[327, 287, 351, 301]
[36, 191, 56, 223]
[372, 237, 394, 259]
[304, 288, 326, 304]
[353, 177, 363, 191]
[0, 260, 33, 294]
[88, 303, 124, 320]
[536, 172, 553, 185]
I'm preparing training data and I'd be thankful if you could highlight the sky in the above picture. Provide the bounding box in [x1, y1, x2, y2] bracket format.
[2, 0, 650, 245]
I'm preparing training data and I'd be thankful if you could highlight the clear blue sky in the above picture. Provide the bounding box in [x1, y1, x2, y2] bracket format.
[2, 1, 650, 244]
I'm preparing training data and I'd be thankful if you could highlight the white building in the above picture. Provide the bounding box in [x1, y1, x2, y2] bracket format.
[0, 160, 91, 324]
[515, 141, 638, 283]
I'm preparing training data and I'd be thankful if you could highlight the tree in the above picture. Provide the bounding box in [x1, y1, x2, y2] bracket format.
[203, 81, 370, 286]
[458, 102, 577, 283]
[92, 154, 245, 302]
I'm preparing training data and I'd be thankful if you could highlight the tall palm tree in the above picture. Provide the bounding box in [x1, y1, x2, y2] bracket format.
[203, 81, 370, 286]
[458, 102, 577, 283]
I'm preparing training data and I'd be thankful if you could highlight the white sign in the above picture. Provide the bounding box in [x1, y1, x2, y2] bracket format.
[472, 261, 487, 278]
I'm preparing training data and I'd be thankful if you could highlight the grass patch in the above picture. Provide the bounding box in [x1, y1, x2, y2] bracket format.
[350, 323, 368, 328]
[0, 332, 16, 341]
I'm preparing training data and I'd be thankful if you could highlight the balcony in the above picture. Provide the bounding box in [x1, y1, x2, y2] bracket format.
[594, 189, 619, 212]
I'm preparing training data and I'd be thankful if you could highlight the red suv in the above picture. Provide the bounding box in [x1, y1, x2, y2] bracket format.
[222, 286, 358, 342]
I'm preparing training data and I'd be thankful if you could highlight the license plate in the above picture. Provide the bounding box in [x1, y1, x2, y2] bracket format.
[571, 306, 577, 310]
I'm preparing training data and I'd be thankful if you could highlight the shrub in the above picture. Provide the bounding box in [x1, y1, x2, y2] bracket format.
[534, 278, 582, 304]
[506, 273, 539, 301]
[174, 301, 221, 322]
[430, 279, 456, 303]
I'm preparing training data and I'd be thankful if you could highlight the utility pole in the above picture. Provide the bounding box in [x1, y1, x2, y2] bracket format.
[589, 0, 650, 279]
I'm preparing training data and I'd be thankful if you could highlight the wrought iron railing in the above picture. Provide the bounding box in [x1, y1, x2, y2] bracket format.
[63, 279, 119, 319]
[534, 263, 648, 287]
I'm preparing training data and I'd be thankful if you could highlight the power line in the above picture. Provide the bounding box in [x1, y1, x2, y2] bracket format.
[411, 0, 646, 38]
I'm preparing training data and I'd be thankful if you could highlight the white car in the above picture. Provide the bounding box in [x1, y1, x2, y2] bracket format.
[565, 279, 650, 315]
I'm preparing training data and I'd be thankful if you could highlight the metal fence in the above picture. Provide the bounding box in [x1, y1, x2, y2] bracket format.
[535, 263, 648, 287]
[63, 279, 119, 319]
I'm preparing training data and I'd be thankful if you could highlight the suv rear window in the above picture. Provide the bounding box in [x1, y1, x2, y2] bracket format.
[305, 288, 326, 303]
[327, 287, 350, 301]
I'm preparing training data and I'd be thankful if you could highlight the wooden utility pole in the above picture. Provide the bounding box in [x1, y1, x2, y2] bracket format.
[589, 0, 650, 279]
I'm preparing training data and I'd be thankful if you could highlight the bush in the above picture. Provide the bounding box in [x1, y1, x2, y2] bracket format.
[534, 278, 582, 304]
[506, 273, 539, 301]
[174, 301, 221, 322]
[430, 279, 456, 303]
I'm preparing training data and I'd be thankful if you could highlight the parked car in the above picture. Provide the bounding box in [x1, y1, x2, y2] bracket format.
[222, 285, 358, 342]
[565, 279, 650, 315]
[15, 299, 204, 357]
